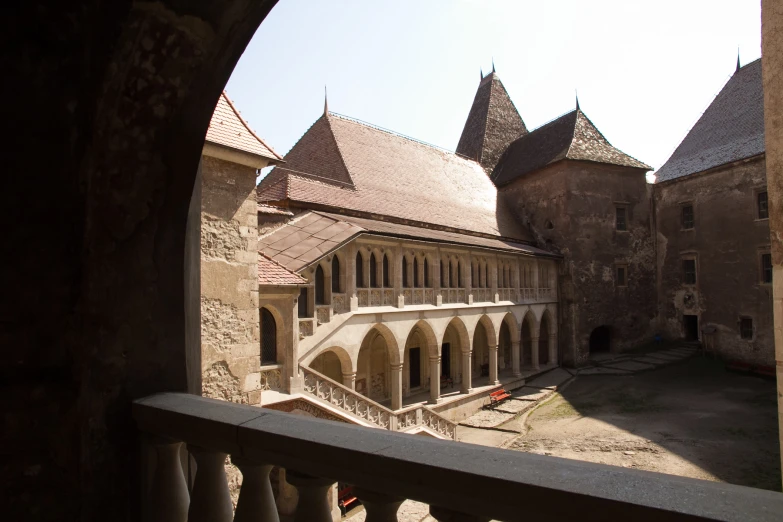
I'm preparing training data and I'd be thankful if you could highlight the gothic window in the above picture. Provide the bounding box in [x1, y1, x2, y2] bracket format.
[442, 260, 449, 288]
[383, 254, 390, 287]
[683, 259, 697, 285]
[260, 308, 277, 365]
[414, 258, 420, 288]
[616, 265, 627, 287]
[761, 252, 772, 284]
[403, 257, 410, 288]
[504, 265, 510, 288]
[458, 261, 463, 288]
[331, 256, 340, 293]
[681, 205, 694, 230]
[497, 265, 502, 287]
[370, 253, 378, 288]
[424, 258, 430, 287]
[484, 264, 488, 288]
[356, 252, 364, 288]
[740, 317, 754, 340]
[315, 265, 325, 305]
[298, 287, 309, 318]
[758, 191, 769, 220]
[615, 206, 627, 231]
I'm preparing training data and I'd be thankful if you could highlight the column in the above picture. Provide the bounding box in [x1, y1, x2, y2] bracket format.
[488, 343, 499, 385]
[390, 363, 403, 410]
[342, 371, 356, 390]
[429, 356, 441, 404]
[531, 335, 540, 370]
[347, 244, 358, 311]
[461, 350, 472, 394]
[511, 341, 521, 377]
[549, 332, 558, 366]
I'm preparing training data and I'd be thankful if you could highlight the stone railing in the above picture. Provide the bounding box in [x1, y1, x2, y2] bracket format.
[301, 367, 457, 440]
[538, 287, 554, 300]
[259, 365, 283, 391]
[383, 289, 395, 305]
[521, 287, 536, 300]
[357, 288, 369, 307]
[298, 319, 313, 337]
[358, 288, 396, 307]
[332, 293, 347, 314]
[134, 392, 783, 522]
[403, 288, 434, 305]
[472, 288, 489, 302]
[315, 305, 331, 324]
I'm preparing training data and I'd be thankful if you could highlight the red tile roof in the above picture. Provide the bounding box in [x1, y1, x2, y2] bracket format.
[257, 113, 532, 242]
[206, 91, 283, 162]
[257, 203, 293, 216]
[258, 253, 307, 285]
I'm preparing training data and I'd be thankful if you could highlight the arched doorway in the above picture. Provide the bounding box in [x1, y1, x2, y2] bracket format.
[521, 313, 535, 368]
[357, 327, 396, 401]
[539, 315, 550, 365]
[310, 350, 344, 383]
[403, 328, 428, 396]
[499, 321, 511, 371]
[589, 325, 612, 353]
[472, 320, 489, 378]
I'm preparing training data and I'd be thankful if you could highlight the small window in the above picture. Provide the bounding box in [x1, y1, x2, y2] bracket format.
[424, 258, 430, 287]
[356, 252, 364, 288]
[758, 191, 769, 220]
[683, 259, 697, 285]
[298, 287, 309, 318]
[331, 256, 341, 293]
[761, 252, 772, 284]
[403, 258, 410, 288]
[616, 265, 627, 287]
[261, 308, 277, 364]
[369, 253, 378, 288]
[615, 207, 627, 231]
[414, 258, 420, 288]
[740, 317, 753, 340]
[315, 265, 325, 305]
[442, 260, 449, 288]
[681, 205, 694, 230]
[383, 254, 390, 287]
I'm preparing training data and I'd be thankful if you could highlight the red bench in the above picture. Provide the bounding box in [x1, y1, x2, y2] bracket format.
[338, 485, 359, 515]
[489, 389, 511, 408]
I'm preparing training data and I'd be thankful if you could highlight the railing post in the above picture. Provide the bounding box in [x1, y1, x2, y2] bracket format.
[353, 488, 405, 522]
[232, 457, 280, 522]
[286, 471, 335, 522]
[148, 437, 189, 522]
[187, 446, 233, 522]
[511, 340, 521, 377]
[430, 506, 490, 522]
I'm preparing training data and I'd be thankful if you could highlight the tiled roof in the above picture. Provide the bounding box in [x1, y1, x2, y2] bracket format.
[258, 113, 532, 242]
[491, 109, 651, 186]
[258, 253, 307, 285]
[655, 59, 764, 183]
[206, 91, 283, 162]
[456, 72, 528, 172]
[259, 211, 554, 273]
[257, 203, 293, 216]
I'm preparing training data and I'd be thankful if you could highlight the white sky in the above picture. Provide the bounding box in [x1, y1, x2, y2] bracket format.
[226, 0, 761, 181]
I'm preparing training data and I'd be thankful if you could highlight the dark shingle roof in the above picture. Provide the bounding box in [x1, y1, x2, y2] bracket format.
[206, 91, 283, 162]
[258, 112, 533, 242]
[655, 59, 764, 183]
[491, 109, 650, 186]
[456, 72, 528, 172]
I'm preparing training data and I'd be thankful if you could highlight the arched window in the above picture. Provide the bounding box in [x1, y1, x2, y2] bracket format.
[505, 265, 510, 288]
[298, 287, 308, 318]
[356, 252, 364, 288]
[315, 265, 325, 305]
[414, 258, 420, 288]
[458, 260, 463, 288]
[497, 265, 502, 288]
[383, 254, 390, 287]
[370, 253, 378, 288]
[332, 256, 340, 293]
[403, 257, 409, 288]
[424, 258, 430, 287]
[484, 264, 489, 289]
[442, 260, 449, 288]
[261, 308, 277, 365]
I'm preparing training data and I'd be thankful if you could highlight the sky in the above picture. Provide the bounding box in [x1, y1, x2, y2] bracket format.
[226, 0, 762, 182]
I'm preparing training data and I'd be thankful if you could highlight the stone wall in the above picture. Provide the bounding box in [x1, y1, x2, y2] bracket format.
[501, 160, 657, 366]
[201, 155, 262, 404]
[654, 157, 774, 365]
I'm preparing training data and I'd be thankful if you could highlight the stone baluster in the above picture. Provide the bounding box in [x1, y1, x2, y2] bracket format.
[488, 343, 499, 385]
[531, 335, 540, 370]
[286, 471, 335, 522]
[187, 446, 233, 522]
[429, 356, 441, 404]
[148, 438, 189, 522]
[233, 458, 280, 522]
[511, 340, 521, 377]
[461, 350, 472, 394]
[353, 488, 405, 522]
[430, 506, 490, 521]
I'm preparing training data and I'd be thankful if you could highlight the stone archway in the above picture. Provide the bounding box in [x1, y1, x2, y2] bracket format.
[310, 345, 353, 385]
[521, 311, 537, 369]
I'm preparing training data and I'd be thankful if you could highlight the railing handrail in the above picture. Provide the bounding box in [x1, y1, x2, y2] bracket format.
[134, 392, 783, 522]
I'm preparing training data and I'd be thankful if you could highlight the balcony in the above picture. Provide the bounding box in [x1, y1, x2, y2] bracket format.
[135, 392, 783, 522]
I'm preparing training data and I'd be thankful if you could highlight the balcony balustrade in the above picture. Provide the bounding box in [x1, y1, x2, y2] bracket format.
[135, 392, 783, 522]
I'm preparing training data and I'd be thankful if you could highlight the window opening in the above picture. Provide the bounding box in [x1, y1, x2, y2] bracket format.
[683, 259, 696, 285]
[758, 191, 769, 220]
[331, 256, 340, 293]
[261, 308, 277, 364]
[740, 317, 753, 340]
[356, 252, 364, 288]
[761, 253, 772, 284]
[616, 207, 627, 231]
[315, 265, 325, 305]
[369, 253, 378, 288]
[616, 265, 627, 287]
[682, 205, 694, 230]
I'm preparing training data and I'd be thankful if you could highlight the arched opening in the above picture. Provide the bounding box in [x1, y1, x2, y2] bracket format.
[331, 255, 341, 293]
[484, 264, 488, 288]
[457, 260, 463, 288]
[310, 350, 344, 383]
[315, 265, 325, 305]
[298, 287, 309, 318]
[539, 314, 550, 364]
[424, 258, 430, 287]
[370, 252, 378, 288]
[383, 254, 390, 287]
[521, 314, 534, 367]
[472, 320, 489, 378]
[414, 257, 420, 288]
[499, 320, 511, 371]
[442, 259, 450, 288]
[403, 257, 410, 288]
[404, 328, 427, 395]
[590, 325, 612, 353]
[356, 251, 364, 288]
[357, 327, 396, 401]
[260, 307, 277, 365]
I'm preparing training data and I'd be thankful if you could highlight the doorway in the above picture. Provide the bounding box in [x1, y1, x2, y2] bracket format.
[589, 325, 611, 353]
[441, 343, 451, 378]
[683, 315, 699, 341]
[409, 347, 421, 388]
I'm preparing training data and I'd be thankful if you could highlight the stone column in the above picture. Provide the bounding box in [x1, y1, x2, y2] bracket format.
[390, 363, 403, 410]
[488, 343, 499, 385]
[549, 333, 558, 366]
[429, 356, 441, 404]
[346, 244, 358, 311]
[342, 372, 356, 390]
[511, 341, 521, 377]
[461, 351, 472, 394]
[531, 336, 540, 370]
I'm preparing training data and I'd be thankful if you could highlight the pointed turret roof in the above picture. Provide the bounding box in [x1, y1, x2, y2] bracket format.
[206, 91, 283, 162]
[491, 108, 650, 186]
[456, 71, 528, 173]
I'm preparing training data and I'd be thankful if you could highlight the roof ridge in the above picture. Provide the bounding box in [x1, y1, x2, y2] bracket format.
[323, 114, 356, 186]
[563, 109, 580, 160]
[567, 109, 651, 169]
[220, 91, 283, 160]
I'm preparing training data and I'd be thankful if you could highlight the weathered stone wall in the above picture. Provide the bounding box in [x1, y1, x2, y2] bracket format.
[654, 157, 774, 365]
[201, 155, 262, 404]
[501, 161, 657, 366]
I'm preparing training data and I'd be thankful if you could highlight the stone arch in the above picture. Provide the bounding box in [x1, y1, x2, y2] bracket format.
[310, 345, 353, 383]
[330, 251, 344, 293]
[499, 312, 520, 371]
[521, 310, 537, 368]
[403, 320, 438, 395]
[357, 324, 400, 401]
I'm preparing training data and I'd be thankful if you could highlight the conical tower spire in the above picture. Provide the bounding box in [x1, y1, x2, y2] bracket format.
[736, 49, 741, 72]
[324, 86, 328, 116]
[492, 58, 496, 73]
[575, 89, 580, 110]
